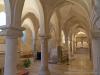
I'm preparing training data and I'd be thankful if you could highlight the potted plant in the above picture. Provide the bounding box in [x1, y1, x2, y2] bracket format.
[20, 58, 31, 75]
[23, 58, 31, 68]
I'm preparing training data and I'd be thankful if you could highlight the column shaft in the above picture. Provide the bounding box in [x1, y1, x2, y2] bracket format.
[4, 37, 18, 75]
[0, 26, 25, 75]
[39, 36, 50, 75]
[92, 38, 100, 75]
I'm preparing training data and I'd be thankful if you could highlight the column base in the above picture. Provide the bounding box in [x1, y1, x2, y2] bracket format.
[39, 68, 50, 75]
[94, 71, 100, 75]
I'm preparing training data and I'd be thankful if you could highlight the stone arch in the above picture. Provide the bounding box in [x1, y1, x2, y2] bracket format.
[68, 24, 92, 45]
[14, 0, 43, 29]
[21, 18, 34, 55]
[68, 24, 89, 37]
[47, 0, 92, 43]
[66, 0, 90, 14]
[62, 15, 90, 35]
[48, 22, 59, 63]
[49, 22, 58, 46]
[68, 24, 93, 61]
[47, 0, 91, 27]
[21, 13, 38, 56]
[22, 12, 39, 32]
[19, 0, 46, 37]
[62, 12, 90, 27]
[11, 0, 25, 27]
[3, 0, 11, 26]
[22, 17, 35, 43]
[49, 12, 59, 38]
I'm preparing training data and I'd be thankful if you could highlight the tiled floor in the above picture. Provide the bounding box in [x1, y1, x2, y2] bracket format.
[29, 54, 93, 75]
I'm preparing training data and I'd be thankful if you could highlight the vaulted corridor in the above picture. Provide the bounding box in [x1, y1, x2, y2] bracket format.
[27, 51, 93, 75]
[0, 0, 100, 75]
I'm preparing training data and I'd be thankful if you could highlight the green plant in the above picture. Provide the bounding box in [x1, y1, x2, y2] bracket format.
[23, 58, 31, 68]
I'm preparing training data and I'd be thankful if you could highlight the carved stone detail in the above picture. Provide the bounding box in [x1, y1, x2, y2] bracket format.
[0, 26, 25, 38]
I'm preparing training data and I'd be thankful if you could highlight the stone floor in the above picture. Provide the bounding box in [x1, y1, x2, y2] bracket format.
[29, 54, 93, 75]
[0, 52, 93, 75]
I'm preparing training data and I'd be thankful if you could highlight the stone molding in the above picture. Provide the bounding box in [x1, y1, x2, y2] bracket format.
[0, 26, 25, 38]
[40, 35, 51, 39]
[92, 31, 100, 39]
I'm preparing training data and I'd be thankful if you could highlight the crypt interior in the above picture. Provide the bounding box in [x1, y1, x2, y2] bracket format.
[0, 0, 100, 75]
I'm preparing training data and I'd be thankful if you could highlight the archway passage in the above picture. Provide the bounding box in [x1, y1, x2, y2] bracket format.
[66, 30, 93, 74]
[75, 31, 89, 54]
[1, 0, 100, 75]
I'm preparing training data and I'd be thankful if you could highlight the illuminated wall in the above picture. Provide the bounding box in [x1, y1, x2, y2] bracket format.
[0, 0, 6, 52]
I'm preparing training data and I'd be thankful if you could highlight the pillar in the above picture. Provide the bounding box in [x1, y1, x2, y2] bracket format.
[39, 35, 50, 75]
[0, 26, 24, 75]
[65, 37, 70, 64]
[92, 31, 100, 75]
[56, 39, 62, 63]
[4, 37, 18, 75]
[93, 1, 100, 74]
[69, 33, 75, 59]
[69, 37, 73, 59]
[32, 32, 38, 60]
[57, 36, 62, 63]
[92, 37, 100, 75]
[33, 38, 38, 61]
[57, 45, 62, 63]
[89, 41, 92, 60]
[73, 41, 76, 54]
[71, 37, 74, 57]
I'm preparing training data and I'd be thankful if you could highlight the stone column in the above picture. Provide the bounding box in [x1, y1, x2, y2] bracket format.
[73, 41, 76, 54]
[71, 37, 74, 57]
[93, 1, 100, 74]
[39, 35, 50, 75]
[92, 39, 100, 75]
[70, 41, 72, 58]
[32, 32, 38, 60]
[65, 37, 70, 64]
[89, 41, 92, 60]
[33, 38, 38, 61]
[69, 38, 72, 59]
[57, 45, 62, 63]
[0, 26, 24, 75]
[57, 36, 62, 63]
[92, 32, 100, 75]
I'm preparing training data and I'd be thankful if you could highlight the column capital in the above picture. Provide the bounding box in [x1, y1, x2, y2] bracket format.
[33, 38, 38, 40]
[92, 31, 100, 39]
[0, 26, 25, 38]
[40, 35, 51, 39]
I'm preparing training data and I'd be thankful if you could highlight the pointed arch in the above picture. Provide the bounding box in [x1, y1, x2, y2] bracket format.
[4, 0, 11, 26]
